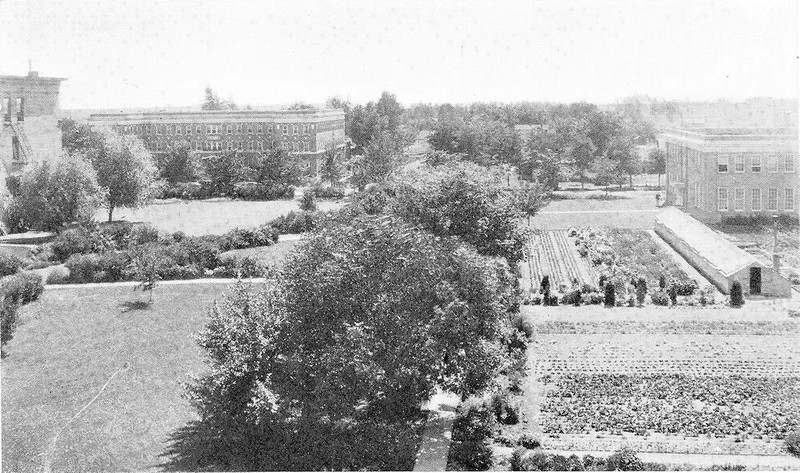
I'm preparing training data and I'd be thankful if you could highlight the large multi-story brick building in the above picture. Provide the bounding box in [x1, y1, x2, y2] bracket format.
[1, 71, 66, 189]
[657, 128, 799, 223]
[87, 109, 346, 174]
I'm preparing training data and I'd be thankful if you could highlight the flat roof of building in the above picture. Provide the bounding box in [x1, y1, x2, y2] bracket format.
[88, 108, 344, 123]
[655, 207, 759, 277]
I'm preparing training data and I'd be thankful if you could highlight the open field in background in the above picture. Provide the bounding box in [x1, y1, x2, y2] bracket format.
[93, 198, 344, 236]
[497, 305, 800, 465]
[526, 190, 661, 230]
[0, 282, 259, 472]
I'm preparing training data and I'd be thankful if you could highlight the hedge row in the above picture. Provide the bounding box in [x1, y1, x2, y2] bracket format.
[1, 272, 45, 353]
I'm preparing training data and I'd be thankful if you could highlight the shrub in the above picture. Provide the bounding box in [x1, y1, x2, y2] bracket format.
[785, 431, 800, 456]
[0, 253, 23, 277]
[604, 284, 615, 307]
[170, 236, 222, 269]
[299, 191, 317, 212]
[237, 256, 267, 278]
[605, 447, 644, 471]
[50, 227, 97, 262]
[540, 275, 551, 294]
[64, 253, 103, 283]
[1, 272, 44, 305]
[671, 278, 697, 296]
[730, 281, 744, 308]
[561, 289, 582, 306]
[1, 300, 19, 351]
[46, 266, 70, 285]
[668, 284, 678, 305]
[268, 210, 319, 234]
[232, 182, 294, 201]
[126, 224, 160, 246]
[447, 398, 494, 471]
[220, 226, 278, 251]
[96, 251, 130, 282]
[658, 274, 666, 289]
[635, 278, 647, 306]
[510, 314, 535, 339]
[543, 292, 559, 306]
[517, 434, 541, 450]
[510, 447, 527, 471]
[650, 290, 669, 306]
[490, 391, 520, 425]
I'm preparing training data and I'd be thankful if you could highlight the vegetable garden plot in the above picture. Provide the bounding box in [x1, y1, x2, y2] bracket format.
[539, 373, 800, 441]
[522, 230, 599, 292]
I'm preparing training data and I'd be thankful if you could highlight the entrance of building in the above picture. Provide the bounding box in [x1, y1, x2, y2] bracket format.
[749, 267, 762, 295]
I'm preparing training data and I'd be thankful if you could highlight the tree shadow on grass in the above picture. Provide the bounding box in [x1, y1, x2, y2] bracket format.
[157, 413, 428, 472]
[119, 300, 152, 313]
[156, 420, 256, 472]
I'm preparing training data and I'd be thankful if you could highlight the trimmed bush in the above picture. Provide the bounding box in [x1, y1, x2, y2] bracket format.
[1, 272, 44, 305]
[635, 277, 647, 306]
[605, 447, 644, 471]
[46, 266, 70, 284]
[604, 284, 615, 307]
[517, 434, 541, 450]
[220, 226, 278, 251]
[730, 281, 744, 308]
[561, 289, 582, 306]
[309, 184, 345, 199]
[540, 275, 551, 294]
[510, 314, 535, 339]
[126, 224, 160, 246]
[658, 274, 666, 290]
[64, 253, 103, 283]
[50, 227, 97, 262]
[489, 391, 519, 425]
[1, 299, 19, 346]
[650, 290, 669, 306]
[668, 284, 678, 305]
[268, 210, 322, 234]
[0, 253, 23, 277]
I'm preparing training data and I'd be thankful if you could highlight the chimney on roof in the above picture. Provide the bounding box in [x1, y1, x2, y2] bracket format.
[27, 71, 38, 78]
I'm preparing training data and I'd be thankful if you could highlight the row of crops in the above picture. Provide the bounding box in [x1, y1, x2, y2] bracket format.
[522, 230, 599, 292]
[540, 373, 800, 441]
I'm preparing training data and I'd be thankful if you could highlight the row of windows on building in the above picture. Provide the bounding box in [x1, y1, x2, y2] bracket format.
[716, 154, 795, 173]
[152, 140, 313, 153]
[114, 123, 316, 137]
[709, 186, 796, 212]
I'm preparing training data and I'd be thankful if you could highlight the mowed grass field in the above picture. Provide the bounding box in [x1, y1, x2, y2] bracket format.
[527, 190, 661, 229]
[502, 305, 800, 465]
[1, 282, 263, 473]
[94, 198, 344, 236]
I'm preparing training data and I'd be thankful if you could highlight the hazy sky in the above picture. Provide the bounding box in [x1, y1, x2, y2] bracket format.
[1, 0, 797, 109]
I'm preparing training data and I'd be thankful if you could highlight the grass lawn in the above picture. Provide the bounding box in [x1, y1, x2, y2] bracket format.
[1, 282, 258, 473]
[93, 198, 344, 236]
[527, 191, 661, 229]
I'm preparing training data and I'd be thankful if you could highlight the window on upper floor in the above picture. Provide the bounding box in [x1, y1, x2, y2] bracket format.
[282, 125, 288, 135]
[247, 124, 253, 134]
[257, 124, 263, 134]
[293, 124, 299, 135]
[785, 154, 795, 173]
[734, 155, 745, 173]
[292, 142, 299, 152]
[751, 155, 762, 172]
[768, 155, 779, 173]
[717, 155, 729, 173]
[227, 125, 233, 134]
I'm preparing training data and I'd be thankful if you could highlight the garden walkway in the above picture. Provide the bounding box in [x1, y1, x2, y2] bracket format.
[413, 391, 460, 471]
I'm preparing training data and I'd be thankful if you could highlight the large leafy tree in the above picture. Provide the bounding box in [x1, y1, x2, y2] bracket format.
[319, 147, 341, 186]
[648, 148, 667, 187]
[156, 141, 200, 184]
[349, 131, 403, 190]
[392, 161, 533, 266]
[2, 154, 104, 232]
[59, 118, 102, 156]
[202, 87, 237, 110]
[87, 129, 158, 222]
[186, 215, 516, 469]
[252, 149, 302, 187]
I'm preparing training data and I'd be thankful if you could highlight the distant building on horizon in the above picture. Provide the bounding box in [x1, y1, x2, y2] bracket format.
[88, 108, 346, 174]
[657, 127, 799, 224]
[0, 71, 66, 191]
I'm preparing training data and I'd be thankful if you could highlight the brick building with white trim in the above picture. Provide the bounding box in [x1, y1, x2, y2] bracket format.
[657, 128, 799, 223]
